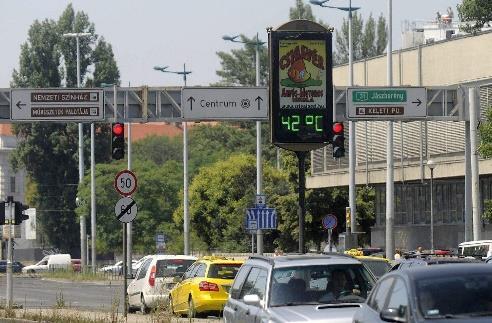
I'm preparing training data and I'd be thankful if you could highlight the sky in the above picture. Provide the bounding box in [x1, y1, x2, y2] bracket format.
[0, 0, 462, 88]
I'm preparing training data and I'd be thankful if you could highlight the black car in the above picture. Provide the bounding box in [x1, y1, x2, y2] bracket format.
[353, 264, 492, 323]
[0, 260, 24, 273]
[390, 256, 481, 271]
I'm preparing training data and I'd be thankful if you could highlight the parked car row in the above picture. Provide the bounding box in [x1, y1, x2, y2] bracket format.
[122, 246, 492, 322]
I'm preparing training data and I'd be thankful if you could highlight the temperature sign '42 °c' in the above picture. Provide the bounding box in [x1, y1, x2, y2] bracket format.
[270, 30, 333, 151]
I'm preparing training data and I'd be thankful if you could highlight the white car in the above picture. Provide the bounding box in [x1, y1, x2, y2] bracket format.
[22, 254, 72, 273]
[127, 255, 197, 314]
[99, 260, 138, 275]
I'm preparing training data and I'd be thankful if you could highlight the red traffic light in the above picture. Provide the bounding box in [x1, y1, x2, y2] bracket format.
[333, 122, 344, 134]
[112, 123, 124, 136]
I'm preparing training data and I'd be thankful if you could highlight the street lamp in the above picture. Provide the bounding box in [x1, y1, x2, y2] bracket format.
[223, 33, 266, 254]
[426, 159, 436, 253]
[154, 64, 192, 255]
[63, 32, 92, 271]
[311, 0, 360, 242]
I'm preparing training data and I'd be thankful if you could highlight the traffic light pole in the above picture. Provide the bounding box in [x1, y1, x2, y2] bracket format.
[296, 151, 307, 253]
[6, 197, 14, 308]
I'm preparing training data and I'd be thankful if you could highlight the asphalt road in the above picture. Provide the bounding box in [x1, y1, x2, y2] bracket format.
[0, 274, 124, 310]
[0, 275, 221, 322]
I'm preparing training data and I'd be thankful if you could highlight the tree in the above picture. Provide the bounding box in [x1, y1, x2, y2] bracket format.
[458, 0, 492, 33]
[335, 13, 387, 65]
[290, 0, 316, 20]
[75, 160, 182, 254]
[10, 5, 120, 253]
[215, 35, 268, 87]
[172, 154, 294, 253]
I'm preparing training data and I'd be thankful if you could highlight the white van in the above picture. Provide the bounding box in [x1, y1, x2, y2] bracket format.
[22, 254, 72, 273]
[127, 255, 197, 314]
[458, 240, 492, 260]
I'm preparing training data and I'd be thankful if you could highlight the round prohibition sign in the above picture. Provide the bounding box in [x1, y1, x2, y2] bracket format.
[322, 214, 338, 230]
[114, 169, 137, 196]
[115, 196, 138, 223]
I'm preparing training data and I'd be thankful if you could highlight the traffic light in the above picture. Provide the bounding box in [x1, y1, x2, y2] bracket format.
[332, 122, 345, 158]
[14, 202, 29, 225]
[0, 202, 5, 225]
[111, 123, 125, 160]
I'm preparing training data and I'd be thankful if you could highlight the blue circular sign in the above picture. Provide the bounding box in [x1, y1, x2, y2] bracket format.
[322, 214, 337, 230]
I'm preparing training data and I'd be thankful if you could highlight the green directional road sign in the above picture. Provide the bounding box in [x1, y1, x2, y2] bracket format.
[347, 87, 426, 120]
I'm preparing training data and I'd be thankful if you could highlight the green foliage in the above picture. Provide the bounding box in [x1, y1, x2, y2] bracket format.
[10, 5, 119, 253]
[215, 35, 268, 86]
[483, 199, 492, 221]
[172, 154, 293, 253]
[289, 0, 316, 20]
[479, 106, 492, 158]
[76, 160, 182, 254]
[335, 13, 387, 65]
[458, 0, 492, 33]
[87, 38, 120, 87]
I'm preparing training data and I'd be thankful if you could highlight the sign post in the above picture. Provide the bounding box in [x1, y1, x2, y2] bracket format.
[269, 20, 333, 253]
[322, 214, 338, 253]
[10, 88, 104, 121]
[181, 87, 268, 121]
[347, 87, 427, 120]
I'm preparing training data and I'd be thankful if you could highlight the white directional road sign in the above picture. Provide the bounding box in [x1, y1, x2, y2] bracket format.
[11, 88, 104, 121]
[114, 170, 138, 196]
[115, 197, 138, 223]
[347, 87, 427, 120]
[181, 87, 268, 121]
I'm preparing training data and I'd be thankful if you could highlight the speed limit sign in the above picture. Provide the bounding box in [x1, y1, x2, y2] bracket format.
[114, 169, 137, 196]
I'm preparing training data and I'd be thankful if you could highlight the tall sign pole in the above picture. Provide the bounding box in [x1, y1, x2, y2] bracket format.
[385, 0, 395, 260]
[6, 197, 13, 308]
[256, 33, 264, 255]
[348, 0, 357, 236]
[269, 20, 333, 253]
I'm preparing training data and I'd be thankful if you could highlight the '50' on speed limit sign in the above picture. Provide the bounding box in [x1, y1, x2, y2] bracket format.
[114, 169, 137, 196]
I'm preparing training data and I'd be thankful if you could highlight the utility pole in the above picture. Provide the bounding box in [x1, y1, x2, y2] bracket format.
[5, 196, 14, 308]
[469, 87, 482, 240]
[255, 33, 263, 255]
[385, 0, 395, 260]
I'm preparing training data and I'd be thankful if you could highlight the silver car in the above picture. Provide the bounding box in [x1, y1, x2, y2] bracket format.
[223, 254, 376, 323]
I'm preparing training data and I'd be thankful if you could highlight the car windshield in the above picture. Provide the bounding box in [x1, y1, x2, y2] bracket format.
[269, 264, 375, 306]
[361, 259, 390, 278]
[417, 273, 492, 318]
[156, 259, 195, 278]
[207, 263, 241, 279]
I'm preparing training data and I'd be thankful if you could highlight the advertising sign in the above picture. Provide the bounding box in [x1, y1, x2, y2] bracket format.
[270, 29, 333, 151]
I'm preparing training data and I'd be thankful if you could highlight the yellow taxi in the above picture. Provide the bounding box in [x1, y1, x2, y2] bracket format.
[169, 256, 244, 317]
[345, 249, 391, 279]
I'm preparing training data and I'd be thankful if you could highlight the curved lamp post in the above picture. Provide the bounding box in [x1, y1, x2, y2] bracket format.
[154, 64, 192, 255]
[222, 33, 266, 254]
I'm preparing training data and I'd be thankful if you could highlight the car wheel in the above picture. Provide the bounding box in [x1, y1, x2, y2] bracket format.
[140, 295, 150, 314]
[188, 296, 197, 318]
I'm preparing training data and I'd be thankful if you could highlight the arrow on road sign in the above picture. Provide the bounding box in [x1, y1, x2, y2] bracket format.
[16, 101, 26, 109]
[412, 98, 422, 107]
[118, 199, 136, 220]
[187, 97, 195, 110]
[255, 96, 263, 110]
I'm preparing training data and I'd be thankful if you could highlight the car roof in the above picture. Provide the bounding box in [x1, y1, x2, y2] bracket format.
[150, 255, 197, 261]
[248, 253, 362, 268]
[401, 263, 492, 280]
[401, 256, 481, 264]
[357, 256, 390, 262]
[197, 256, 244, 264]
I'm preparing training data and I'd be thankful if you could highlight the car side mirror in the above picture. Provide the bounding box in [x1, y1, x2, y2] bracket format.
[243, 294, 261, 306]
[380, 307, 407, 323]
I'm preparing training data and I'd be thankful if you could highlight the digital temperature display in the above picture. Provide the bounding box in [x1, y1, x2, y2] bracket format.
[270, 30, 333, 150]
